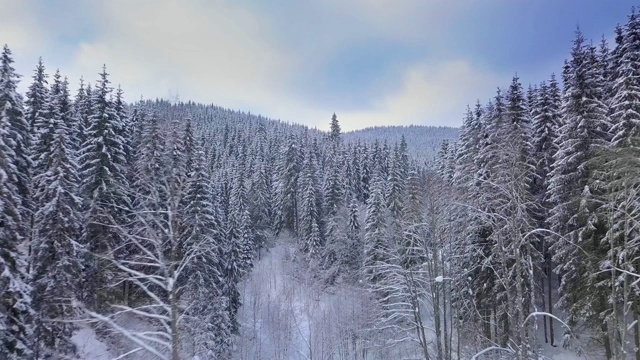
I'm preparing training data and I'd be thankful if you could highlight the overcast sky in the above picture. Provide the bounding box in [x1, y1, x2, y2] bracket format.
[0, 0, 634, 131]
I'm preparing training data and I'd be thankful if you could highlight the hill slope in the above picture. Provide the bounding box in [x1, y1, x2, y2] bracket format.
[343, 125, 459, 163]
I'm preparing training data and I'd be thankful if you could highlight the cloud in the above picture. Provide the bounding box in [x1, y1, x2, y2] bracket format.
[0, 1, 44, 55]
[1, 0, 509, 132]
[63, 0, 293, 107]
[335, 60, 508, 131]
[333, 0, 467, 42]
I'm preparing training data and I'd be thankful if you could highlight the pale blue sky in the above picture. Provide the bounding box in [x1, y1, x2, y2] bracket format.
[0, 0, 634, 130]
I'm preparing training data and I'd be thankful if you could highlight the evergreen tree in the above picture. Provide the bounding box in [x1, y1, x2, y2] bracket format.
[323, 150, 344, 218]
[24, 58, 49, 274]
[610, 9, 640, 145]
[72, 79, 92, 154]
[31, 74, 82, 359]
[25, 58, 49, 133]
[343, 193, 363, 272]
[299, 147, 322, 256]
[453, 105, 482, 188]
[1, 45, 32, 251]
[330, 112, 341, 142]
[133, 113, 166, 211]
[250, 155, 274, 254]
[79, 65, 131, 309]
[531, 75, 562, 345]
[549, 29, 612, 350]
[0, 44, 34, 360]
[180, 147, 232, 355]
[387, 137, 409, 219]
[364, 170, 389, 285]
[275, 134, 301, 233]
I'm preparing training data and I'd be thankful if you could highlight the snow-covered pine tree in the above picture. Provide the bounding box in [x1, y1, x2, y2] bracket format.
[320, 141, 346, 275]
[357, 141, 371, 202]
[330, 112, 341, 143]
[24, 57, 49, 273]
[549, 28, 612, 353]
[1, 46, 33, 256]
[468, 93, 505, 344]
[500, 75, 538, 358]
[299, 145, 323, 257]
[387, 137, 409, 220]
[453, 105, 482, 189]
[323, 150, 344, 219]
[133, 112, 167, 211]
[435, 139, 451, 178]
[589, 9, 640, 357]
[587, 139, 640, 359]
[180, 144, 232, 358]
[364, 169, 389, 286]
[31, 73, 83, 359]
[275, 134, 302, 234]
[25, 58, 48, 132]
[530, 74, 562, 345]
[231, 169, 255, 275]
[610, 9, 640, 146]
[71, 78, 92, 155]
[0, 44, 34, 360]
[249, 148, 274, 256]
[79, 65, 131, 309]
[342, 192, 363, 273]
[113, 86, 131, 161]
[223, 160, 255, 333]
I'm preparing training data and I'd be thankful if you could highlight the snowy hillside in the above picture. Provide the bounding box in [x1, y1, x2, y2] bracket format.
[343, 125, 459, 163]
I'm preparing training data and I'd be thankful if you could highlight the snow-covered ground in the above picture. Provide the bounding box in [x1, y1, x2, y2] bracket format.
[72, 325, 112, 360]
[234, 241, 380, 360]
[234, 239, 436, 360]
[69, 239, 602, 360]
[235, 239, 604, 360]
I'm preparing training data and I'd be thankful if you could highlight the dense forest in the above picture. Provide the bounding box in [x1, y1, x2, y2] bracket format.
[3, 5, 640, 360]
[343, 125, 459, 162]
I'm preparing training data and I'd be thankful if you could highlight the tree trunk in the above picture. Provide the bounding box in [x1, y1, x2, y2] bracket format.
[541, 275, 548, 343]
[123, 279, 130, 306]
[409, 271, 431, 360]
[601, 321, 612, 360]
[541, 237, 548, 344]
[456, 318, 462, 360]
[433, 281, 442, 360]
[546, 250, 555, 346]
[635, 300, 640, 360]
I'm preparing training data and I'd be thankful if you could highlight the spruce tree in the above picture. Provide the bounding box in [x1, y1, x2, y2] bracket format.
[453, 105, 482, 188]
[1, 45, 32, 251]
[549, 29, 612, 351]
[344, 193, 363, 272]
[275, 134, 301, 233]
[0, 44, 34, 360]
[25, 58, 49, 132]
[387, 138, 409, 219]
[531, 75, 562, 345]
[299, 147, 322, 256]
[180, 147, 231, 356]
[79, 65, 131, 308]
[330, 112, 341, 142]
[610, 9, 640, 145]
[72, 79, 92, 154]
[24, 57, 49, 274]
[133, 113, 166, 211]
[363, 170, 389, 285]
[31, 74, 82, 359]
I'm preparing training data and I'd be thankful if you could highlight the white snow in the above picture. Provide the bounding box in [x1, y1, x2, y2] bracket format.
[72, 325, 112, 360]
